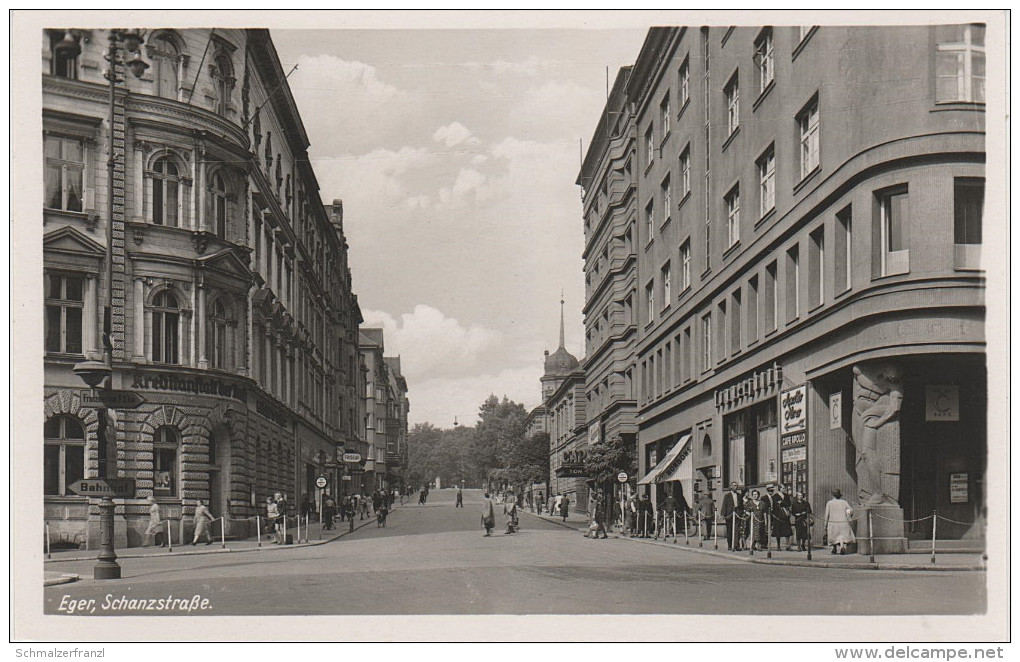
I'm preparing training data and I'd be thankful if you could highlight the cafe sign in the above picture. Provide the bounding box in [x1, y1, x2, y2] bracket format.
[780, 385, 807, 435]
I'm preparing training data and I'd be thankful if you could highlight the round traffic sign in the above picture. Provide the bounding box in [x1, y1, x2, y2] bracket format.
[617, 472, 629, 483]
[315, 476, 328, 489]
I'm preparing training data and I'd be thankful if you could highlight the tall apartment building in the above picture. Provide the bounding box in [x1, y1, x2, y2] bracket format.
[358, 330, 411, 495]
[580, 25, 986, 548]
[42, 28, 364, 547]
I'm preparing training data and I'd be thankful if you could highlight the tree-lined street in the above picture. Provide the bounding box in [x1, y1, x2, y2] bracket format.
[45, 488, 985, 616]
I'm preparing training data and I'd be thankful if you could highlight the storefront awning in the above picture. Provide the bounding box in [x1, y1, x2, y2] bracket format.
[637, 434, 692, 485]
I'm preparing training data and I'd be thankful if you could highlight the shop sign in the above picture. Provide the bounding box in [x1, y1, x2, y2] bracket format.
[780, 385, 807, 435]
[829, 392, 842, 430]
[714, 363, 782, 412]
[556, 464, 587, 478]
[781, 432, 806, 448]
[949, 473, 968, 503]
[131, 372, 246, 402]
[926, 385, 960, 422]
[781, 446, 807, 463]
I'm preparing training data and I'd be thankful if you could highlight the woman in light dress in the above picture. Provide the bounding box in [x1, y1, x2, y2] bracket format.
[824, 489, 855, 555]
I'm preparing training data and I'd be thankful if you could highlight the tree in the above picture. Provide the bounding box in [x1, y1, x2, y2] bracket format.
[584, 435, 637, 523]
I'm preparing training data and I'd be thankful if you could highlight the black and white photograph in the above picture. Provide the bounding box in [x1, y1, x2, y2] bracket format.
[10, 8, 1010, 652]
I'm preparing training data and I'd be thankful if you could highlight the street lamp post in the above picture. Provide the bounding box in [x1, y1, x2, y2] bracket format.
[67, 28, 148, 581]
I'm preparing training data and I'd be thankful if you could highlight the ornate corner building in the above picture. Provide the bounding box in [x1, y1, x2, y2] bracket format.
[579, 25, 986, 549]
[42, 28, 369, 548]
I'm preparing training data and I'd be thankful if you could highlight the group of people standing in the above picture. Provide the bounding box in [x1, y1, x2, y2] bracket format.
[718, 482, 812, 552]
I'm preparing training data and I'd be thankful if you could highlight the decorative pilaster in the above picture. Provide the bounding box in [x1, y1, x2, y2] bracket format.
[84, 275, 98, 360]
[197, 283, 208, 369]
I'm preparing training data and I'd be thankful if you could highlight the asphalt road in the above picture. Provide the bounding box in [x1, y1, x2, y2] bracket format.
[44, 488, 986, 616]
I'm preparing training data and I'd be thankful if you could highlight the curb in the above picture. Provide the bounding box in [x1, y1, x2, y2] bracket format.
[43, 512, 387, 564]
[44, 573, 80, 587]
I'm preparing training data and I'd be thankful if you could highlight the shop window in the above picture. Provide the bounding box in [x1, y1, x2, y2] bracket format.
[725, 401, 778, 487]
[936, 24, 985, 104]
[873, 185, 910, 277]
[152, 290, 180, 365]
[44, 416, 85, 497]
[153, 427, 179, 497]
[835, 206, 852, 293]
[954, 178, 983, 270]
[44, 135, 84, 212]
[45, 273, 83, 355]
[151, 155, 182, 227]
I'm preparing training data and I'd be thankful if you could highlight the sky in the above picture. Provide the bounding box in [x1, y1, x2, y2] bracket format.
[271, 27, 648, 427]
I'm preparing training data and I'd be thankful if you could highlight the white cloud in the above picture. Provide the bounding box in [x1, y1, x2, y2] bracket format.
[362, 305, 501, 381]
[404, 195, 432, 210]
[463, 56, 543, 77]
[406, 366, 542, 426]
[437, 167, 487, 206]
[432, 121, 476, 148]
[309, 145, 430, 224]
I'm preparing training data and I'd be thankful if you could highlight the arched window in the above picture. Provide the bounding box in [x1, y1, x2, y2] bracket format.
[207, 299, 232, 370]
[212, 54, 234, 116]
[44, 415, 85, 496]
[153, 426, 179, 497]
[150, 33, 180, 100]
[152, 290, 180, 364]
[213, 172, 227, 239]
[48, 30, 80, 79]
[152, 156, 181, 227]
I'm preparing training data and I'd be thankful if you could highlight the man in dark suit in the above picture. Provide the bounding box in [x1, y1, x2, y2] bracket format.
[720, 481, 743, 550]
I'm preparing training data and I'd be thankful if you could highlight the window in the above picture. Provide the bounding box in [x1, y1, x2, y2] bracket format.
[679, 57, 690, 107]
[653, 94, 666, 140]
[150, 33, 180, 101]
[213, 173, 228, 239]
[152, 290, 180, 365]
[44, 135, 84, 212]
[701, 314, 712, 373]
[44, 416, 85, 497]
[207, 300, 231, 370]
[45, 274, 83, 354]
[954, 178, 984, 244]
[48, 31, 79, 79]
[682, 327, 692, 381]
[716, 301, 727, 362]
[661, 175, 672, 223]
[704, 215, 712, 272]
[725, 74, 740, 135]
[153, 427, 179, 497]
[661, 261, 672, 307]
[725, 186, 740, 248]
[673, 334, 684, 387]
[747, 276, 759, 342]
[798, 96, 820, 179]
[645, 126, 655, 166]
[764, 261, 778, 332]
[875, 186, 910, 277]
[755, 29, 774, 94]
[936, 24, 985, 103]
[212, 54, 234, 116]
[731, 290, 742, 354]
[645, 280, 655, 323]
[758, 144, 776, 217]
[809, 227, 825, 308]
[645, 201, 654, 242]
[680, 146, 691, 198]
[835, 206, 852, 292]
[680, 240, 691, 291]
[151, 156, 181, 227]
[786, 244, 800, 321]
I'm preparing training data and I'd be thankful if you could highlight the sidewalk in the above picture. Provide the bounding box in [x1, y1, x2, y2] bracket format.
[521, 510, 986, 572]
[44, 508, 391, 566]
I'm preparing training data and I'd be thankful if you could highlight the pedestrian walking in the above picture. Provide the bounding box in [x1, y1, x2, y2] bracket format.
[824, 489, 855, 555]
[559, 493, 570, 521]
[535, 493, 544, 515]
[698, 493, 716, 540]
[361, 495, 370, 519]
[505, 499, 518, 535]
[590, 496, 608, 539]
[625, 494, 638, 536]
[191, 499, 214, 545]
[266, 496, 281, 544]
[637, 494, 654, 537]
[720, 482, 742, 550]
[455, 487, 464, 508]
[790, 491, 813, 551]
[273, 492, 288, 544]
[322, 494, 337, 530]
[766, 483, 794, 550]
[481, 493, 496, 536]
[143, 496, 164, 547]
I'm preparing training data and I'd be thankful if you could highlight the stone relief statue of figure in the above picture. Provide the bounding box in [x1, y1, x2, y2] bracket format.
[852, 362, 904, 505]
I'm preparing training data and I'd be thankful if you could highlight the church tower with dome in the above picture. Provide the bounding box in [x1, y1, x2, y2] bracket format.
[541, 295, 580, 400]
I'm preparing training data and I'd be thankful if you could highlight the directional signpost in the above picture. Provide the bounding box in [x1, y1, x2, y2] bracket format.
[68, 478, 137, 498]
[79, 389, 146, 409]
[69, 477, 137, 579]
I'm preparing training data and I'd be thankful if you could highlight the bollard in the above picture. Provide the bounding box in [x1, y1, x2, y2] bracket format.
[319, 508, 323, 541]
[807, 518, 813, 561]
[683, 511, 689, 545]
[220, 518, 226, 549]
[84, 525, 89, 552]
[867, 510, 875, 563]
[46, 522, 51, 560]
[283, 514, 288, 545]
[766, 511, 772, 559]
[643, 511, 648, 538]
[166, 519, 173, 552]
[698, 513, 703, 548]
[673, 511, 678, 544]
[256, 514, 262, 548]
[731, 511, 737, 551]
[749, 515, 755, 557]
[931, 510, 937, 565]
[714, 511, 719, 550]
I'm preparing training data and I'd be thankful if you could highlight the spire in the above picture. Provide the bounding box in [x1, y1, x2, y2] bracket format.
[558, 290, 565, 349]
